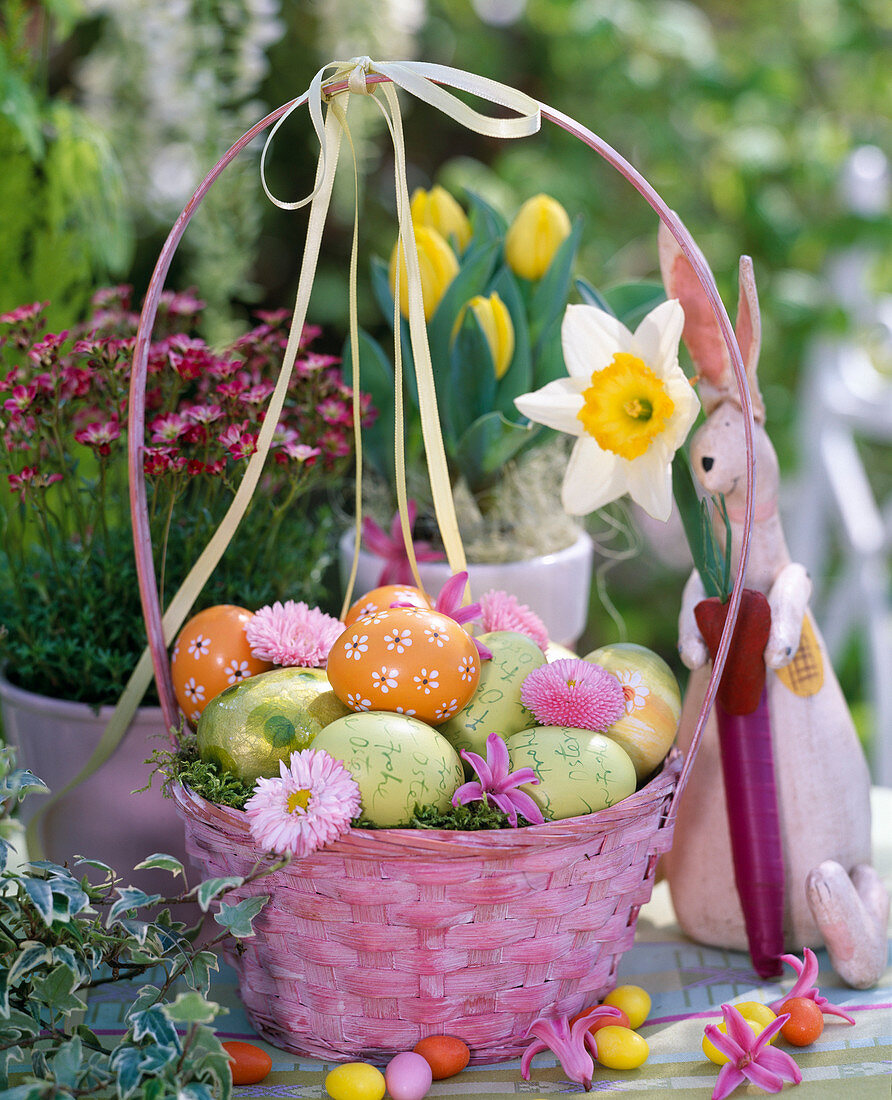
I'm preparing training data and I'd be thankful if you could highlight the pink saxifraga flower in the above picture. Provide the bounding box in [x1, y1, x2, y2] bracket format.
[521, 1006, 623, 1092]
[245, 749, 361, 858]
[704, 1003, 801, 1100]
[479, 589, 549, 651]
[452, 732, 545, 828]
[246, 600, 344, 667]
[74, 418, 121, 456]
[767, 948, 856, 1024]
[520, 658, 625, 731]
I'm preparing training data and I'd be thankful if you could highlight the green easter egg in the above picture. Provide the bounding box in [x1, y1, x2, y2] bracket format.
[197, 667, 350, 783]
[505, 725, 636, 820]
[311, 712, 464, 826]
[438, 631, 545, 758]
[583, 642, 681, 780]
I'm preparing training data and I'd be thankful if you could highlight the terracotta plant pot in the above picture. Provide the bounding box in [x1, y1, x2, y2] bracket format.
[339, 529, 595, 649]
[0, 673, 189, 889]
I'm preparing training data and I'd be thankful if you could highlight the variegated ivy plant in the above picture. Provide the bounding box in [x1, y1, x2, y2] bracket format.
[0, 749, 280, 1099]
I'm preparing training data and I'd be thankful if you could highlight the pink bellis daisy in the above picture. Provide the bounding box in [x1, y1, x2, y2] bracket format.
[452, 732, 544, 827]
[246, 600, 344, 667]
[245, 749, 361, 858]
[768, 948, 856, 1024]
[704, 1003, 801, 1100]
[479, 589, 549, 651]
[521, 1006, 623, 1092]
[520, 658, 625, 731]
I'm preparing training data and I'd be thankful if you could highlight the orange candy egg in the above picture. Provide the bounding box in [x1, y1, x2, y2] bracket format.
[327, 607, 480, 725]
[171, 605, 272, 725]
[344, 584, 431, 626]
[413, 1035, 471, 1080]
[221, 1040, 272, 1085]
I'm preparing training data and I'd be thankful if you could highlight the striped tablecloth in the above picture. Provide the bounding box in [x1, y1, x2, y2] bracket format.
[85, 790, 892, 1097]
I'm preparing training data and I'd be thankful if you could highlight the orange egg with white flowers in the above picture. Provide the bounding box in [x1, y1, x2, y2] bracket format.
[171, 605, 273, 726]
[343, 584, 431, 626]
[327, 607, 480, 725]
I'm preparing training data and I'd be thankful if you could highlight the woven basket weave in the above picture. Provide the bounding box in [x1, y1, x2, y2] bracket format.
[130, 60, 758, 1067]
[172, 749, 681, 1062]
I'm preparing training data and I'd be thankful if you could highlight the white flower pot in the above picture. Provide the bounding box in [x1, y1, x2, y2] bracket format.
[339, 529, 595, 650]
[0, 674, 189, 888]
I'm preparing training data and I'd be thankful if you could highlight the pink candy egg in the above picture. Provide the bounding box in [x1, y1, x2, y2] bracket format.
[384, 1051, 433, 1100]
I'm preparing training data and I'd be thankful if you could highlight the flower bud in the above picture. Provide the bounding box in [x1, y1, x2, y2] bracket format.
[410, 185, 472, 252]
[389, 226, 459, 321]
[456, 293, 515, 379]
[505, 194, 572, 281]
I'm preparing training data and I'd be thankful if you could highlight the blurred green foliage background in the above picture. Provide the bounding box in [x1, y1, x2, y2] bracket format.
[1, 0, 889, 710]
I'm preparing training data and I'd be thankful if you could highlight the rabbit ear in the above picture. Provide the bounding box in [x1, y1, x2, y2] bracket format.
[658, 220, 733, 414]
[735, 256, 766, 422]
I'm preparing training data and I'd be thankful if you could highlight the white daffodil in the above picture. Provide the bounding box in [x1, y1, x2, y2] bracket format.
[514, 299, 699, 521]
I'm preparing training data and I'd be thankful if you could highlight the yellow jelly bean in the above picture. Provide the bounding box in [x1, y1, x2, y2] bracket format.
[734, 1000, 778, 1041]
[324, 1061, 386, 1100]
[602, 984, 652, 1030]
[593, 1025, 649, 1070]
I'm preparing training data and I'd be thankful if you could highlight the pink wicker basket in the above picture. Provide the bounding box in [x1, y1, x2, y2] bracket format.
[128, 59, 760, 1065]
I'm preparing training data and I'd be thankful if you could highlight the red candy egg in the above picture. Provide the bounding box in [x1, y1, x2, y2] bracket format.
[171, 605, 272, 725]
[327, 607, 480, 725]
[344, 584, 431, 626]
[221, 1040, 272, 1085]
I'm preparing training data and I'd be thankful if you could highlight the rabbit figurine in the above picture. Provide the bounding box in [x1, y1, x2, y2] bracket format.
[659, 223, 889, 988]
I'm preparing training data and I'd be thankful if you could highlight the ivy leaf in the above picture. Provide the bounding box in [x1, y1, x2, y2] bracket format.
[181, 950, 220, 998]
[1, 1086, 46, 1100]
[192, 876, 244, 913]
[50, 877, 90, 922]
[214, 894, 268, 939]
[132, 854, 185, 878]
[129, 1006, 180, 1050]
[125, 985, 162, 1020]
[7, 943, 53, 987]
[109, 1044, 144, 1099]
[51, 1036, 83, 1088]
[0, 768, 49, 803]
[161, 991, 226, 1025]
[30, 963, 87, 1016]
[108, 888, 163, 926]
[22, 878, 54, 926]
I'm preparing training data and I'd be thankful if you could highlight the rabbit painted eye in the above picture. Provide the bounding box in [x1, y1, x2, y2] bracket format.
[701, 456, 714, 472]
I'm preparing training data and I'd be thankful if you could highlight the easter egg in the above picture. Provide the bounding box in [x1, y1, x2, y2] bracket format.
[438, 631, 544, 758]
[324, 1062, 386, 1100]
[327, 607, 480, 725]
[171, 604, 272, 725]
[546, 641, 577, 662]
[311, 711, 464, 826]
[344, 584, 431, 626]
[505, 726, 636, 820]
[413, 1035, 471, 1080]
[221, 1040, 272, 1085]
[385, 1052, 433, 1100]
[583, 642, 681, 780]
[197, 666, 351, 783]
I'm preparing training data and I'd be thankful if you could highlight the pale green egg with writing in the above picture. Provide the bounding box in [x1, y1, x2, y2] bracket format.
[438, 631, 545, 759]
[311, 712, 464, 826]
[505, 726, 636, 820]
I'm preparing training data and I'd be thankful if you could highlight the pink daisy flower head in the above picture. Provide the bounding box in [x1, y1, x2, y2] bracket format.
[768, 947, 856, 1024]
[246, 600, 344, 667]
[452, 732, 545, 827]
[705, 1003, 801, 1100]
[245, 749, 361, 858]
[479, 589, 549, 651]
[520, 658, 625, 732]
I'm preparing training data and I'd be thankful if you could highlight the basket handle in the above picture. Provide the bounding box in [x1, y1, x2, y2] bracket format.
[127, 63, 755, 775]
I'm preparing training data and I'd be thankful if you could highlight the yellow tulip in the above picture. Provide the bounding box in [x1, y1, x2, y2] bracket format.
[410, 185, 472, 252]
[389, 225, 459, 321]
[504, 193, 572, 281]
[456, 293, 515, 379]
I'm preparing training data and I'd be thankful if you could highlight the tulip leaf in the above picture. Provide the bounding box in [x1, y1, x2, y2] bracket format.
[454, 412, 539, 494]
[487, 266, 532, 418]
[464, 188, 509, 244]
[449, 311, 498, 445]
[604, 281, 666, 329]
[342, 329, 396, 484]
[370, 254, 417, 407]
[574, 276, 615, 315]
[531, 313, 567, 390]
[528, 216, 583, 352]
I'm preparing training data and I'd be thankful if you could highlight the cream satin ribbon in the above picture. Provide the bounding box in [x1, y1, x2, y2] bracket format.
[26, 58, 539, 860]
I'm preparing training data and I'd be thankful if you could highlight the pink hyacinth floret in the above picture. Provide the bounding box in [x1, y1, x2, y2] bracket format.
[767, 947, 856, 1024]
[429, 571, 492, 660]
[246, 600, 344, 667]
[452, 732, 544, 827]
[361, 499, 444, 586]
[705, 1003, 801, 1100]
[521, 1005, 622, 1092]
[520, 658, 625, 731]
[245, 749, 361, 858]
[479, 589, 549, 651]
